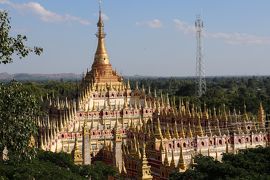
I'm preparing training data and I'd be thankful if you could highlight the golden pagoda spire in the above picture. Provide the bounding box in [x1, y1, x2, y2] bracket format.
[94, 0, 110, 65]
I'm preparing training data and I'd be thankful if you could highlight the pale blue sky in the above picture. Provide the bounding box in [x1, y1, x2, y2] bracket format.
[0, 0, 270, 76]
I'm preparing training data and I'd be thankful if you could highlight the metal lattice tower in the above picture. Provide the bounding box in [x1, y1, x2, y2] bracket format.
[195, 15, 206, 97]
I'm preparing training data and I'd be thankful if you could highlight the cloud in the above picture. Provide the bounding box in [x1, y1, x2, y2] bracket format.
[173, 18, 270, 45]
[173, 19, 195, 34]
[0, 0, 90, 25]
[209, 32, 270, 45]
[136, 19, 163, 29]
[0, 0, 9, 4]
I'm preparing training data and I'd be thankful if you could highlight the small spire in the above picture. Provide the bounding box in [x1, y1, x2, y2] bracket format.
[155, 117, 163, 139]
[165, 123, 172, 140]
[170, 150, 176, 169]
[141, 143, 153, 179]
[148, 86, 151, 95]
[121, 159, 127, 175]
[67, 140, 70, 153]
[127, 79, 131, 89]
[163, 147, 170, 166]
[159, 138, 164, 152]
[177, 145, 185, 170]
[174, 121, 179, 139]
[180, 121, 185, 138]
[197, 115, 204, 137]
[226, 140, 229, 153]
[258, 102, 265, 126]
[55, 140, 58, 152]
[215, 150, 218, 161]
[135, 81, 139, 90]
[188, 122, 193, 138]
[144, 96, 148, 108]
[166, 93, 170, 107]
[61, 139, 64, 152]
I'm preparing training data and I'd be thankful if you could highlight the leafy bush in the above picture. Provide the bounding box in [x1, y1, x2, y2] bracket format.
[0, 150, 117, 180]
[170, 147, 270, 180]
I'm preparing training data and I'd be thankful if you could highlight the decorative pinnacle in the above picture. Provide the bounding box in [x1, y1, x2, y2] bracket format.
[93, 0, 110, 66]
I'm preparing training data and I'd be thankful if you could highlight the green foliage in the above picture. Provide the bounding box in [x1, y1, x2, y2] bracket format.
[128, 76, 270, 114]
[0, 150, 117, 180]
[0, 76, 269, 116]
[0, 10, 43, 64]
[19, 81, 78, 100]
[170, 147, 270, 180]
[0, 81, 41, 161]
[88, 161, 118, 180]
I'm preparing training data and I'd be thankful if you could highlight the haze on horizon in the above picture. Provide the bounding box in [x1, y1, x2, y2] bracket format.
[0, 0, 270, 77]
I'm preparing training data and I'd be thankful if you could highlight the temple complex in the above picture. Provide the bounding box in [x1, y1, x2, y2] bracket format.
[37, 6, 269, 180]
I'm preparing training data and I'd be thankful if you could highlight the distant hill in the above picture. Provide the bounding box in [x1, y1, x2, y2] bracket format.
[0, 73, 81, 81]
[0, 72, 268, 82]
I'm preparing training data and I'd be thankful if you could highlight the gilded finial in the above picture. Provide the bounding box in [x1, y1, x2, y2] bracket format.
[165, 123, 172, 140]
[163, 147, 170, 166]
[170, 150, 176, 169]
[177, 145, 186, 170]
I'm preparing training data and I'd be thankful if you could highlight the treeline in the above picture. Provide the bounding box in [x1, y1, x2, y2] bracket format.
[130, 76, 270, 114]
[170, 146, 270, 179]
[7, 76, 270, 115]
[0, 150, 117, 180]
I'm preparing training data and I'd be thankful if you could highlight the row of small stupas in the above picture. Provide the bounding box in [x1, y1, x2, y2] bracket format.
[36, 6, 269, 180]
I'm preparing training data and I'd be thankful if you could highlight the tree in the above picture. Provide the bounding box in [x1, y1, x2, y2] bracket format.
[0, 150, 118, 179]
[170, 147, 270, 180]
[0, 10, 43, 64]
[88, 161, 118, 180]
[0, 81, 41, 161]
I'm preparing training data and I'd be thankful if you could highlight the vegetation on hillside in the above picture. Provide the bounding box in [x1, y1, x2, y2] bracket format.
[9, 76, 270, 115]
[0, 150, 117, 180]
[170, 146, 270, 180]
[0, 81, 41, 161]
[131, 76, 270, 113]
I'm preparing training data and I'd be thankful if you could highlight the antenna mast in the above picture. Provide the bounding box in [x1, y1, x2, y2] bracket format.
[195, 15, 206, 97]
